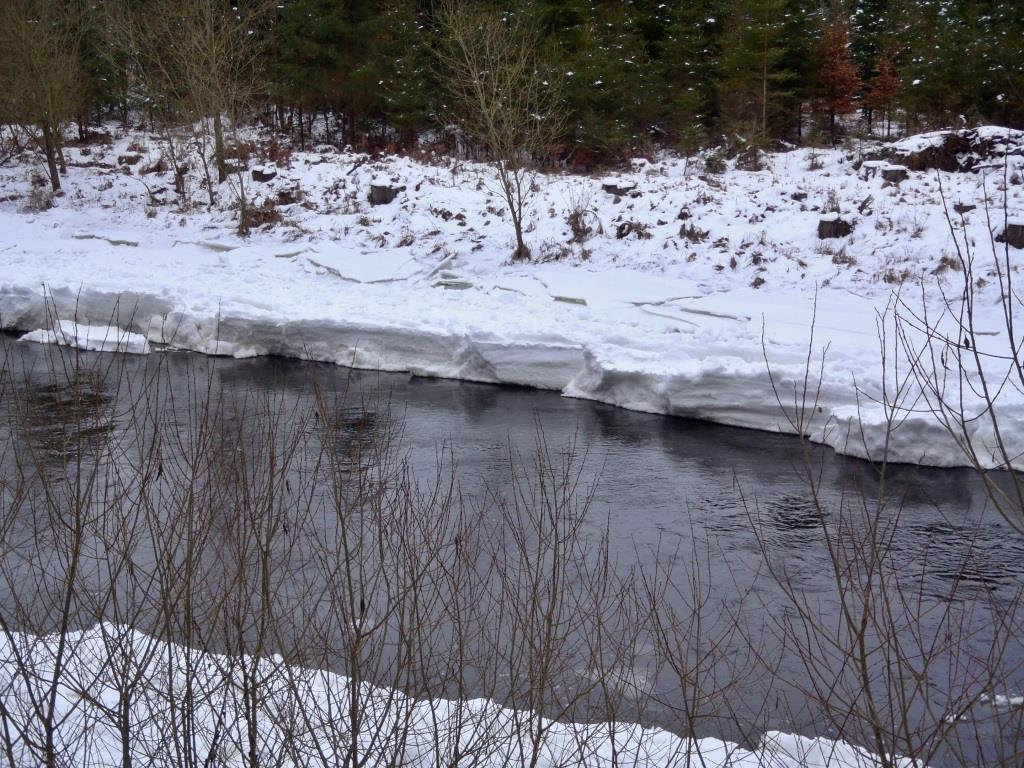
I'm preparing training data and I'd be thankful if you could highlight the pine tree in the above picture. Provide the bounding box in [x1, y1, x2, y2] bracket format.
[660, 0, 725, 149]
[532, 0, 659, 159]
[270, 0, 349, 146]
[864, 50, 900, 136]
[898, 0, 963, 129]
[982, 0, 1024, 128]
[717, 0, 791, 143]
[814, 9, 862, 143]
[373, 1, 432, 148]
[850, 0, 890, 80]
[777, 0, 821, 141]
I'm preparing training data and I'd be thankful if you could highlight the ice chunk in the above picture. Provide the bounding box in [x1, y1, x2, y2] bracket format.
[19, 321, 151, 354]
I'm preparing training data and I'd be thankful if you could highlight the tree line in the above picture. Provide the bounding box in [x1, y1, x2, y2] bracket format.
[1, 0, 1022, 171]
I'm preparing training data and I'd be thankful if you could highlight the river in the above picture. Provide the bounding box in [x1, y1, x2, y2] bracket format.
[1, 333, 1022, 766]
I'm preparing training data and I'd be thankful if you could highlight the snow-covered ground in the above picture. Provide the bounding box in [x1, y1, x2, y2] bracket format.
[0, 623, 920, 768]
[1, 125, 1023, 467]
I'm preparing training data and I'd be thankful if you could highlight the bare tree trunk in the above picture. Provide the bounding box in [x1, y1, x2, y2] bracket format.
[213, 113, 227, 183]
[41, 121, 61, 193]
[760, 0, 770, 141]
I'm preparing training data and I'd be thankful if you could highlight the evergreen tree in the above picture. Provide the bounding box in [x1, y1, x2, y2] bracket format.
[982, 0, 1024, 127]
[660, 0, 725, 149]
[270, 0, 350, 146]
[814, 8, 862, 143]
[373, 1, 432, 146]
[897, 0, 983, 129]
[777, 0, 821, 141]
[850, 0, 890, 80]
[717, 0, 791, 143]
[533, 0, 659, 159]
[863, 49, 900, 136]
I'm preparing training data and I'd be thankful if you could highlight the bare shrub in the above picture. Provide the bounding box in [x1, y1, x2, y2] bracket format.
[680, 222, 710, 243]
[566, 187, 602, 243]
[434, 1, 565, 261]
[895, 180, 1024, 535]
[615, 220, 652, 240]
[21, 186, 54, 213]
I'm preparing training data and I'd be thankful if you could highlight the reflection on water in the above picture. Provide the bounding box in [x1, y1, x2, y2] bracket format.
[1, 333, 1023, 766]
[12, 370, 114, 470]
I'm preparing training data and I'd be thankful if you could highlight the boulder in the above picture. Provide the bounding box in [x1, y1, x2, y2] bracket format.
[818, 214, 854, 239]
[368, 183, 406, 206]
[864, 127, 1024, 173]
[601, 178, 637, 197]
[881, 165, 909, 183]
[859, 160, 886, 180]
[251, 165, 277, 183]
[860, 161, 908, 183]
[997, 220, 1024, 250]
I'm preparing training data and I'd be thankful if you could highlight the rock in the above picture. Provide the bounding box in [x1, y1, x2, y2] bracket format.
[251, 165, 277, 183]
[860, 161, 908, 183]
[601, 178, 637, 197]
[864, 127, 1024, 173]
[881, 165, 909, 183]
[368, 183, 406, 206]
[818, 214, 854, 239]
[117, 154, 142, 166]
[997, 220, 1024, 249]
[859, 160, 886, 180]
[953, 202, 976, 215]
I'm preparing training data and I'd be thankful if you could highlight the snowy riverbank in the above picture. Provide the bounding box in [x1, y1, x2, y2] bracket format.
[2, 126, 1023, 467]
[0, 623, 922, 768]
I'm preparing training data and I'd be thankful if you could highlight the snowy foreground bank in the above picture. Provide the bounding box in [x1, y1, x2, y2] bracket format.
[1, 127, 1023, 467]
[0, 624, 917, 768]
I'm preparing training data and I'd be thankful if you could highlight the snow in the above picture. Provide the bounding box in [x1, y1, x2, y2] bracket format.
[887, 129, 948, 154]
[0, 623, 923, 768]
[18, 320, 151, 354]
[2, 125, 1024, 468]
[304, 246, 423, 283]
[883, 126, 1024, 165]
[980, 693, 1024, 709]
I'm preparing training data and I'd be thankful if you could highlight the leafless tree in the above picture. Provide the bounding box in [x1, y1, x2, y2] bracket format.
[892, 167, 1024, 535]
[434, 2, 565, 261]
[761, 300, 1024, 768]
[0, 0, 85, 193]
[109, 0, 272, 222]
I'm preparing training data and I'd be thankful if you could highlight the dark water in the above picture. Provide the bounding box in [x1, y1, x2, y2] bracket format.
[2, 333, 1023, 765]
